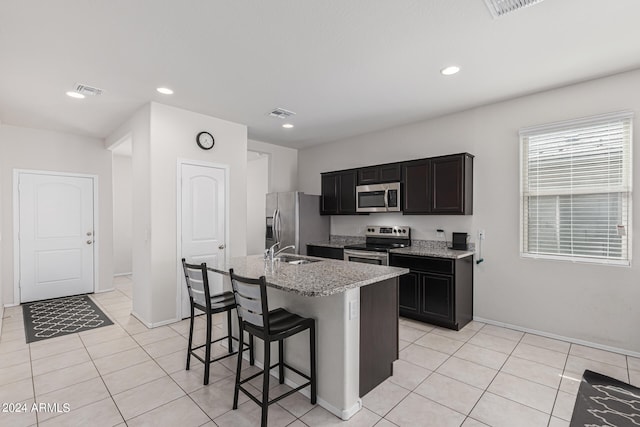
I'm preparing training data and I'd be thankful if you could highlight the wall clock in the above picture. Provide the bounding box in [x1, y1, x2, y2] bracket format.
[196, 131, 215, 150]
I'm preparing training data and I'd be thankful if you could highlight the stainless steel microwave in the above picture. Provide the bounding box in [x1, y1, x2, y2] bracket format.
[356, 182, 401, 213]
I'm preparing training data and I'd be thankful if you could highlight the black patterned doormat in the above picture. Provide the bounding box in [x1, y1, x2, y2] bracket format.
[570, 369, 640, 426]
[22, 295, 113, 343]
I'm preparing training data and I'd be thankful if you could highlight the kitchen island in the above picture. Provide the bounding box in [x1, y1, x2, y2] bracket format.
[207, 254, 408, 420]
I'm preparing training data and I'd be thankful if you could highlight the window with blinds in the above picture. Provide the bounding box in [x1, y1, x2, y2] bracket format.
[520, 111, 633, 265]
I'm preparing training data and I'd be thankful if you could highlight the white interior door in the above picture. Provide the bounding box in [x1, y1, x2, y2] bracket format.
[180, 163, 227, 318]
[18, 172, 95, 303]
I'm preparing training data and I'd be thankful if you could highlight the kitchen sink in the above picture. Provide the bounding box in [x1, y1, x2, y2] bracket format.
[275, 255, 321, 265]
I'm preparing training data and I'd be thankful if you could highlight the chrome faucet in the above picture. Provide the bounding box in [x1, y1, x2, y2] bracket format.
[274, 245, 295, 258]
[265, 242, 281, 261]
[265, 242, 296, 262]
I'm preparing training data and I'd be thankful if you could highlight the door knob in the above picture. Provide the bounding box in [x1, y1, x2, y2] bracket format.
[86, 231, 93, 236]
[218, 244, 226, 250]
[86, 240, 93, 245]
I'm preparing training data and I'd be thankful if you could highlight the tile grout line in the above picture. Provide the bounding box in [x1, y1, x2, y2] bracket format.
[460, 327, 530, 426]
[374, 323, 486, 424]
[547, 342, 573, 425]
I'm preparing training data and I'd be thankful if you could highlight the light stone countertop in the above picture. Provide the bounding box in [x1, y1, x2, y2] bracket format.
[389, 246, 474, 259]
[207, 254, 408, 297]
[307, 235, 365, 249]
[389, 239, 474, 259]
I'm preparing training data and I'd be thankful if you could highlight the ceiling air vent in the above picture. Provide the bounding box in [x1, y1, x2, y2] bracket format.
[268, 108, 296, 119]
[484, 0, 545, 18]
[74, 83, 104, 96]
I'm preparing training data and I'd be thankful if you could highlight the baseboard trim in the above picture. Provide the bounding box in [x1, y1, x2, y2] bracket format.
[230, 342, 362, 420]
[3, 303, 20, 308]
[474, 316, 640, 359]
[114, 272, 132, 277]
[131, 311, 179, 329]
[94, 288, 115, 294]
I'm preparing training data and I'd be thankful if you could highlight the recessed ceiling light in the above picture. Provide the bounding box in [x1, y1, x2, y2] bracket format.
[282, 123, 294, 129]
[156, 87, 174, 95]
[66, 91, 85, 99]
[441, 66, 460, 76]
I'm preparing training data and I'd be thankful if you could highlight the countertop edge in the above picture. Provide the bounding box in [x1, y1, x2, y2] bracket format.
[207, 262, 409, 297]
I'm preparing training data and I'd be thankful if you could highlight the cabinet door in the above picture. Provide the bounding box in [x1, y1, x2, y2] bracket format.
[380, 163, 402, 182]
[307, 245, 344, 260]
[357, 167, 380, 185]
[402, 160, 430, 213]
[420, 273, 453, 322]
[431, 155, 464, 214]
[338, 171, 357, 214]
[320, 173, 339, 215]
[399, 272, 420, 315]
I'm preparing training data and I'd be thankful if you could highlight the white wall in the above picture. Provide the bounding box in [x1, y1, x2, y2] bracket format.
[106, 105, 152, 322]
[108, 102, 248, 325]
[0, 121, 3, 317]
[112, 154, 133, 274]
[247, 154, 269, 255]
[248, 139, 298, 193]
[0, 125, 114, 304]
[298, 68, 640, 354]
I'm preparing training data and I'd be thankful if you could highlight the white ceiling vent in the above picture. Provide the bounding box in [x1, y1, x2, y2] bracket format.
[74, 83, 104, 96]
[484, 0, 545, 18]
[268, 107, 296, 119]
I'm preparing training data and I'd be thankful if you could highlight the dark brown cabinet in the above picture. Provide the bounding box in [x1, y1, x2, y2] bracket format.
[402, 159, 430, 213]
[431, 154, 473, 214]
[402, 153, 473, 215]
[391, 253, 473, 330]
[306, 245, 344, 260]
[320, 170, 357, 215]
[320, 152, 472, 216]
[357, 163, 402, 185]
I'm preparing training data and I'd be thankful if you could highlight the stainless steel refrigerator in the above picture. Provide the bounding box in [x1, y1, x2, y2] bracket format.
[265, 192, 329, 255]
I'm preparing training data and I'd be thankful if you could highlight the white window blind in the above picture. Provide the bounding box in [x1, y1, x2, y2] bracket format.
[520, 111, 633, 265]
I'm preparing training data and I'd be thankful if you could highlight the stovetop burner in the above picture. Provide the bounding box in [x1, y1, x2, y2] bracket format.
[343, 225, 411, 253]
[343, 242, 409, 252]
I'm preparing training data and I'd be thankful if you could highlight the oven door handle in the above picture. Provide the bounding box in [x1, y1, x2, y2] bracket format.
[344, 250, 389, 260]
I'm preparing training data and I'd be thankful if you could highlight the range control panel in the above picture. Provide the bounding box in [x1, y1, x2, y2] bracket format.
[364, 225, 410, 237]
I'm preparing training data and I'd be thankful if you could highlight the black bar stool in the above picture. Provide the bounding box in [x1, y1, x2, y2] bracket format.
[181, 259, 254, 385]
[229, 268, 317, 427]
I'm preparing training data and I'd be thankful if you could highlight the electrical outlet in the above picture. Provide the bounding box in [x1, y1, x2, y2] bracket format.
[478, 229, 485, 240]
[349, 300, 359, 320]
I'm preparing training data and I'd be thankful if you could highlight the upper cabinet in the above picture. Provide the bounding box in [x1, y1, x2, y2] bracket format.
[320, 170, 358, 215]
[402, 159, 430, 213]
[430, 154, 473, 214]
[403, 153, 473, 215]
[357, 163, 402, 185]
[321, 152, 473, 216]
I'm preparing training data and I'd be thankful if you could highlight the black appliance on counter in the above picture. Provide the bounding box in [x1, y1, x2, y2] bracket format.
[451, 232, 469, 250]
[343, 226, 411, 266]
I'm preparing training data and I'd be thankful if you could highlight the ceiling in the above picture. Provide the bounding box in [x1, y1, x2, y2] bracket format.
[1, 1, 640, 149]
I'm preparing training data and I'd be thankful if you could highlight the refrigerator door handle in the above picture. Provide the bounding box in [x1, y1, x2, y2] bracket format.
[272, 208, 278, 241]
[275, 209, 281, 242]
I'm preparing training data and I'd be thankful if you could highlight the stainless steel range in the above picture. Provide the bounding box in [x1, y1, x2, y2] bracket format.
[343, 225, 410, 266]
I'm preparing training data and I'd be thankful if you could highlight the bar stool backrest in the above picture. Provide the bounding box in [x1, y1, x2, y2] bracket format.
[229, 269, 269, 333]
[182, 259, 212, 310]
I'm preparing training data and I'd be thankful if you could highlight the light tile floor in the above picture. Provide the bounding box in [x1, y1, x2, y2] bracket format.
[1, 276, 639, 426]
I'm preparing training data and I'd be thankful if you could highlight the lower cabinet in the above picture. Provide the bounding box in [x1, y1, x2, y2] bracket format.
[306, 244, 344, 260]
[391, 253, 473, 330]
